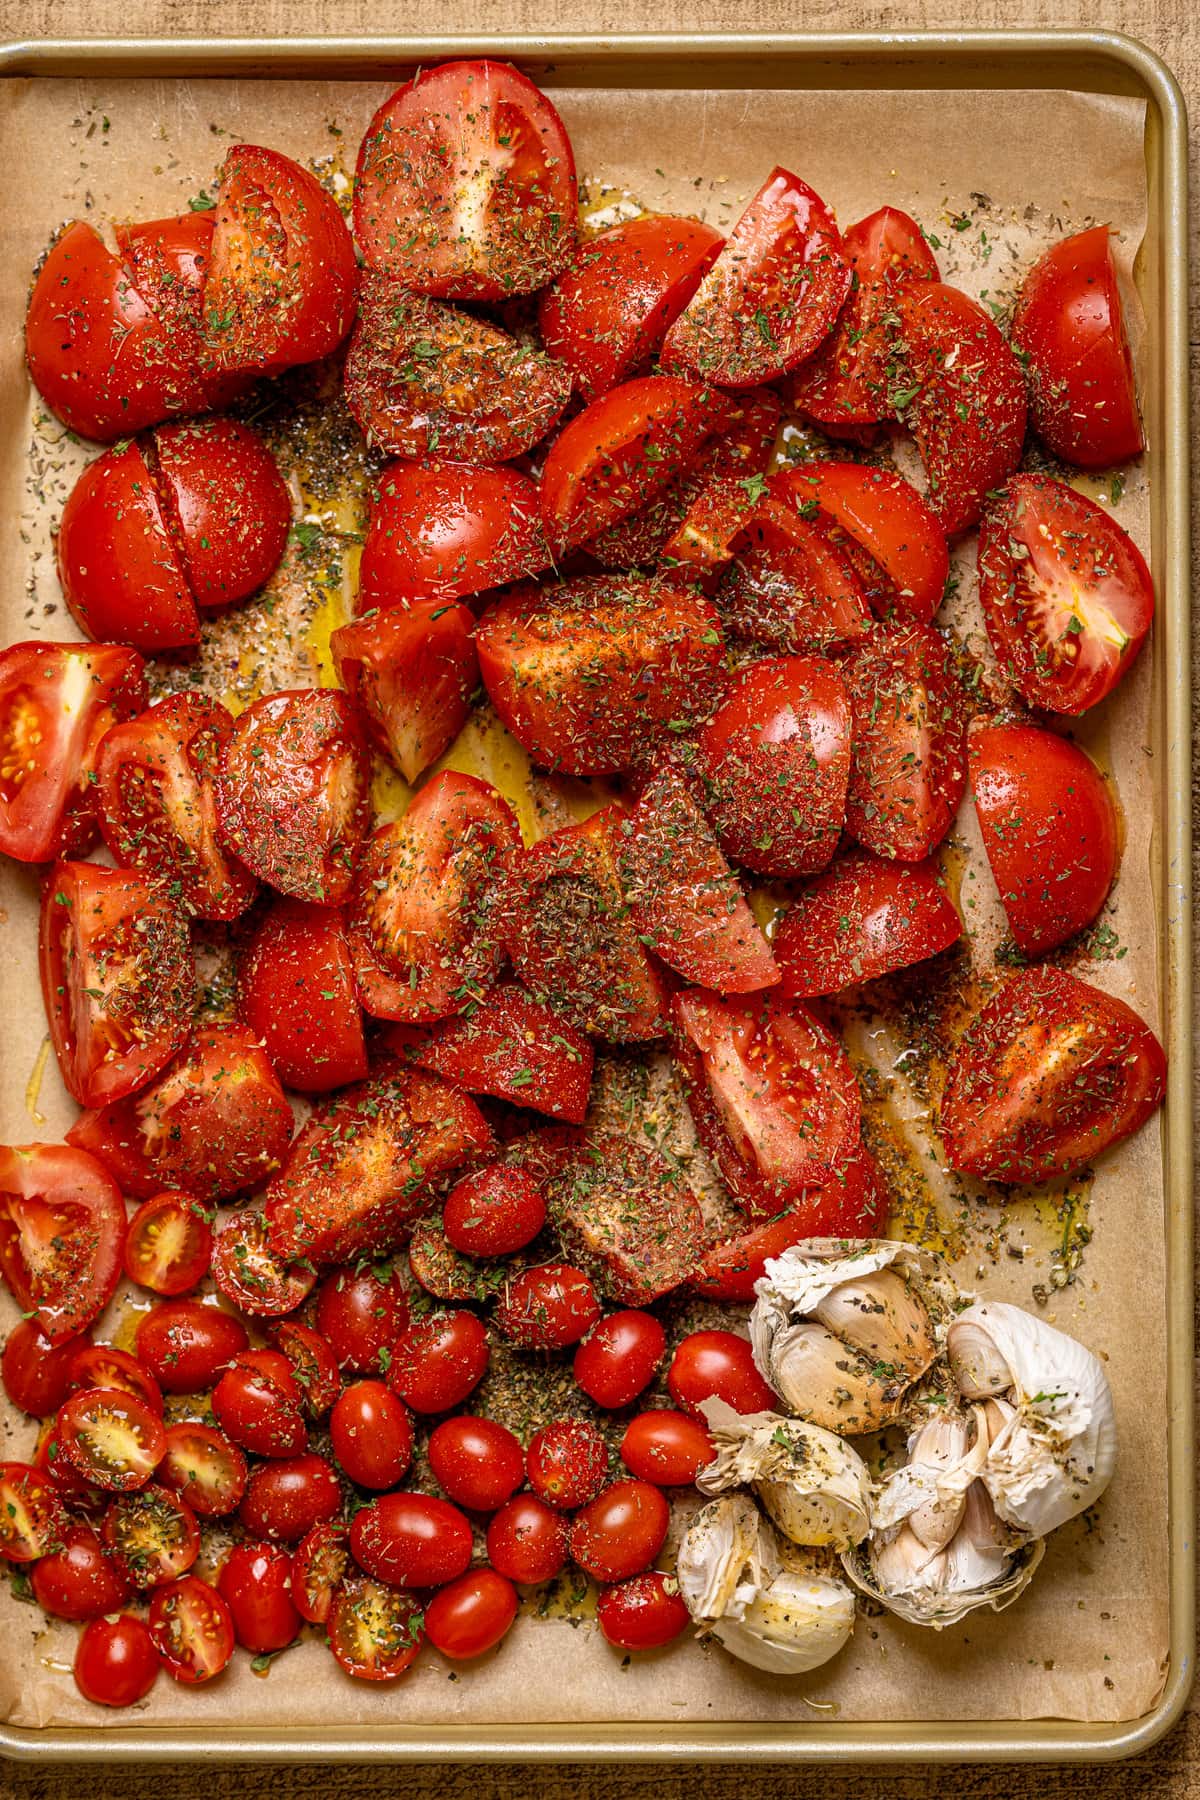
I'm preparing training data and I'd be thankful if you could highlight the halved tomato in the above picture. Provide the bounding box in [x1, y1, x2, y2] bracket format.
[292, 1520, 349, 1625]
[356, 462, 549, 613]
[57, 1388, 167, 1492]
[333, 602, 477, 785]
[158, 1422, 247, 1519]
[773, 847, 962, 996]
[399, 980, 595, 1123]
[39, 861, 195, 1109]
[354, 59, 577, 300]
[940, 967, 1166, 1184]
[0, 1145, 127, 1343]
[843, 625, 968, 861]
[327, 1573, 426, 1682]
[102, 1483, 201, 1587]
[0, 1462, 68, 1562]
[67, 1346, 162, 1415]
[269, 1320, 343, 1418]
[237, 899, 368, 1093]
[978, 473, 1154, 715]
[123, 1191, 214, 1298]
[114, 211, 248, 417]
[715, 498, 872, 653]
[770, 462, 949, 625]
[148, 1574, 235, 1685]
[210, 1209, 317, 1318]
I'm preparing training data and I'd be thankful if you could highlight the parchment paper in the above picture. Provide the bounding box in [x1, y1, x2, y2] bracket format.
[0, 72, 1168, 1732]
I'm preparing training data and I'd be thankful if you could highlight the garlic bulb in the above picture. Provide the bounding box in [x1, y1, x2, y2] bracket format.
[750, 1238, 958, 1433]
[946, 1301, 1117, 1536]
[677, 1494, 856, 1675]
[697, 1398, 871, 1551]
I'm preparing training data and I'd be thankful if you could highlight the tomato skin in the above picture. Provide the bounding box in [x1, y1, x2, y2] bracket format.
[327, 1573, 425, 1682]
[0, 1144, 127, 1344]
[135, 1300, 249, 1395]
[387, 1309, 490, 1415]
[315, 1265, 410, 1375]
[239, 1452, 341, 1543]
[442, 1162, 547, 1257]
[212, 1350, 308, 1459]
[73, 1612, 159, 1708]
[0, 1461, 69, 1561]
[237, 899, 367, 1095]
[152, 417, 291, 609]
[291, 1520, 349, 1624]
[771, 462, 950, 626]
[573, 1311, 666, 1410]
[158, 1421, 247, 1519]
[1010, 225, 1144, 469]
[114, 213, 249, 415]
[668, 1330, 777, 1420]
[217, 1542, 301, 1655]
[330, 1380, 414, 1490]
[569, 1479, 669, 1583]
[598, 1570, 691, 1651]
[427, 1415, 525, 1512]
[102, 1483, 201, 1587]
[269, 1320, 343, 1418]
[123, 1191, 213, 1298]
[620, 1410, 714, 1486]
[210, 1209, 317, 1319]
[409, 984, 595, 1126]
[31, 1523, 132, 1619]
[332, 600, 479, 786]
[426, 1567, 519, 1660]
[527, 1419, 608, 1510]
[940, 967, 1166, 1185]
[773, 848, 962, 996]
[57, 1388, 167, 1493]
[351, 1491, 474, 1588]
[494, 1263, 601, 1351]
[357, 463, 548, 614]
[717, 497, 872, 655]
[978, 474, 1154, 715]
[66, 1345, 163, 1415]
[539, 214, 725, 401]
[1, 1319, 87, 1418]
[149, 1574, 235, 1684]
[486, 1493, 569, 1585]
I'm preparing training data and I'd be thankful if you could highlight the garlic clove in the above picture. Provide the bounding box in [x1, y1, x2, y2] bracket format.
[712, 1550, 856, 1674]
[676, 1491, 775, 1623]
[813, 1267, 937, 1380]
[697, 1398, 871, 1551]
[843, 1483, 1044, 1629]
[753, 1318, 899, 1434]
[946, 1316, 1013, 1398]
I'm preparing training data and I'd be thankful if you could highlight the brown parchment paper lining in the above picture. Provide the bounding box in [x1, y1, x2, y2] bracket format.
[0, 74, 1166, 1731]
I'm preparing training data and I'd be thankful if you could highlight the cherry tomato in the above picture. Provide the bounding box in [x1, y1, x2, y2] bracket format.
[773, 848, 962, 996]
[493, 1263, 601, 1350]
[210, 1209, 317, 1319]
[598, 1570, 691, 1651]
[409, 983, 595, 1125]
[978, 473, 1154, 715]
[314, 1264, 411, 1374]
[73, 1612, 159, 1708]
[387, 1309, 490, 1414]
[427, 1415, 525, 1512]
[31, 1523, 132, 1619]
[843, 625, 968, 862]
[149, 1574, 235, 1683]
[327, 1573, 425, 1682]
[270, 1319, 343, 1417]
[34, 1419, 107, 1514]
[103, 1483, 200, 1586]
[772, 462, 949, 626]
[526, 1419, 608, 1510]
[54, 1387, 164, 1494]
[1, 1318, 86, 1418]
[620, 1410, 714, 1486]
[332, 599, 478, 785]
[123, 1191, 213, 1298]
[667, 1330, 777, 1420]
[351, 1491, 474, 1587]
[158, 1421, 247, 1519]
[66, 1345, 162, 1415]
[239, 1452, 341, 1543]
[0, 1461, 68, 1561]
[291, 1520, 349, 1624]
[573, 1311, 666, 1410]
[569, 1479, 669, 1583]
[486, 1493, 569, 1585]
[425, 1567, 518, 1660]
[442, 1162, 548, 1257]
[355, 463, 548, 613]
[330, 1380, 414, 1490]
[0, 1144, 126, 1344]
[217, 1541, 301, 1654]
[212, 1350, 308, 1458]
[134, 1300, 249, 1395]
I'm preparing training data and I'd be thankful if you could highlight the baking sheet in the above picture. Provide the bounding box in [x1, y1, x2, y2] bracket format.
[0, 72, 1168, 1731]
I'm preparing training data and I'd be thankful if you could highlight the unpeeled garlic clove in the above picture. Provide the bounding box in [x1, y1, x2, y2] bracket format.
[676, 1490, 773, 1622]
[813, 1267, 937, 1381]
[714, 1549, 857, 1675]
[754, 1318, 898, 1435]
[697, 1399, 871, 1551]
[946, 1316, 1013, 1398]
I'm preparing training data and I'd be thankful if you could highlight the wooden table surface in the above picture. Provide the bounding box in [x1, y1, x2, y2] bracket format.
[0, 0, 1195, 1794]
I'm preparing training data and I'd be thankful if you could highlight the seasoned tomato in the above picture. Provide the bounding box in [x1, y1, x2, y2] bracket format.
[216, 1542, 301, 1656]
[56, 1388, 166, 1492]
[978, 474, 1154, 715]
[291, 1520, 349, 1624]
[425, 1568, 519, 1660]
[354, 59, 577, 299]
[404, 982, 595, 1124]
[773, 848, 962, 996]
[331, 600, 478, 784]
[0, 1461, 69, 1562]
[102, 1483, 201, 1586]
[149, 1574, 235, 1683]
[716, 499, 873, 655]
[134, 1300, 249, 1395]
[667, 1329, 776, 1419]
[212, 1349, 307, 1458]
[270, 1318, 343, 1417]
[843, 625, 968, 862]
[1, 1318, 85, 1418]
[527, 1419, 608, 1510]
[427, 1414, 525, 1512]
[0, 1145, 127, 1343]
[327, 1574, 425, 1682]
[114, 211, 248, 414]
[569, 1479, 670, 1583]
[210, 1209, 316, 1318]
[540, 1130, 702, 1308]
[620, 1410, 714, 1486]
[442, 1161, 548, 1257]
[314, 1264, 410, 1375]
[350, 1491, 474, 1588]
[330, 1379, 414, 1490]
[597, 1570, 690, 1651]
[493, 1262, 601, 1350]
[158, 1422, 247, 1519]
[387, 1309, 490, 1415]
[73, 1612, 159, 1708]
[573, 1311, 666, 1410]
[151, 417, 291, 608]
[771, 462, 949, 626]
[486, 1493, 569, 1585]
[31, 1523, 132, 1620]
[66, 1345, 162, 1414]
[239, 1451, 341, 1543]
[237, 899, 367, 1093]
[123, 1191, 213, 1298]
[356, 462, 548, 612]
[940, 968, 1165, 1184]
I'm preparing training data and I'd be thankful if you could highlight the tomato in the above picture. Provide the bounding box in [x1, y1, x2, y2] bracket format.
[701, 1176, 876, 1302]
[315, 1264, 410, 1374]
[0, 1145, 126, 1343]
[540, 376, 727, 553]
[327, 1574, 425, 1682]
[351, 1490, 474, 1588]
[426, 1567, 518, 1660]
[0, 1461, 68, 1562]
[387, 1309, 490, 1414]
[264, 1064, 491, 1264]
[210, 1210, 316, 1319]
[0, 641, 145, 864]
[527, 1419, 608, 1510]
[442, 1162, 547, 1257]
[662, 167, 851, 387]
[661, 474, 767, 577]
[773, 847, 962, 996]
[31, 1524, 131, 1619]
[886, 281, 1027, 535]
[135, 1300, 249, 1394]
[114, 212, 248, 414]
[56, 1387, 166, 1492]
[237, 900, 366, 1094]
[573, 1311, 666, 1410]
[103, 1483, 201, 1587]
[940, 967, 1166, 1185]
[292, 1520, 349, 1624]
[330, 1380, 414, 1490]
[239, 1452, 341, 1543]
[539, 213, 724, 401]
[478, 573, 724, 778]
[843, 624, 968, 862]
[790, 206, 939, 427]
[212, 1349, 308, 1459]
[68, 1024, 293, 1203]
[618, 759, 779, 994]
[332, 599, 478, 784]
[716, 498, 872, 654]
[215, 688, 371, 904]
[695, 656, 852, 879]
[354, 60, 577, 299]
[494, 1263, 601, 1350]
[122, 1192, 213, 1298]
[978, 474, 1154, 715]
[346, 280, 570, 461]
[158, 1422, 247, 1518]
[620, 1410, 714, 1486]
[427, 1415, 525, 1512]
[66, 1345, 163, 1415]
[667, 1330, 776, 1420]
[270, 1319, 343, 1417]
[152, 417, 291, 608]
[147, 1574, 235, 1684]
[486, 1494, 569, 1585]
[407, 983, 595, 1124]
[569, 1479, 669, 1583]
[598, 1571, 691, 1651]
[969, 717, 1119, 954]
[1, 1319, 86, 1418]
[539, 1130, 701, 1307]
[771, 462, 949, 626]
[73, 1612, 159, 1708]
[1011, 226, 1143, 468]
[347, 772, 519, 1023]
[217, 1542, 301, 1655]
[34, 1419, 108, 1514]
[356, 462, 548, 613]
[406, 1217, 495, 1303]
[204, 143, 358, 371]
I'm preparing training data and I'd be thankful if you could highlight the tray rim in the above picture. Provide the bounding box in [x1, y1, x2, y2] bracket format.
[0, 26, 1190, 1767]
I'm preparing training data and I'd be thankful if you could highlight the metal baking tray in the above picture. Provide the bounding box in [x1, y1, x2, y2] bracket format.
[0, 29, 1190, 1766]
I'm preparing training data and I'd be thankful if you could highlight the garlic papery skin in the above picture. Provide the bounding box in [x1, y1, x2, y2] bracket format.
[946, 1301, 1117, 1537]
[714, 1549, 857, 1674]
[697, 1399, 871, 1551]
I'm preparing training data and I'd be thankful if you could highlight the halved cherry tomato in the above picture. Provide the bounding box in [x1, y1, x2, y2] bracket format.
[332, 600, 478, 784]
[149, 1574, 235, 1682]
[292, 1520, 349, 1624]
[327, 1573, 425, 1682]
[239, 1451, 341, 1543]
[270, 1318, 343, 1417]
[527, 1419, 608, 1510]
[486, 1493, 569, 1585]
[134, 1300, 249, 1395]
[315, 1264, 410, 1374]
[978, 473, 1154, 715]
[1, 1318, 84, 1417]
[771, 462, 949, 625]
[442, 1160, 548, 1256]
[673, 989, 862, 1214]
[940, 967, 1166, 1185]
[773, 847, 962, 996]
[539, 213, 724, 401]
[356, 463, 549, 612]
[620, 1410, 714, 1486]
[345, 280, 570, 461]
[716, 500, 872, 654]
[573, 1311, 666, 1410]
[1011, 225, 1144, 469]
[843, 625, 968, 862]
[213, 1349, 307, 1459]
[662, 167, 851, 387]
[152, 416, 291, 608]
[427, 1414, 525, 1512]
[73, 1612, 159, 1707]
[406, 1216, 496, 1303]
[347, 772, 519, 1023]
[0, 1461, 68, 1561]
[35, 1419, 108, 1513]
[210, 1209, 317, 1318]
[569, 1479, 669, 1583]
[158, 1422, 247, 1519]
[0, 641, 146, 864]
[695, 655, 852, 878]
[103, 1483, 200, 1586]
[66, 1345, 163, 1415]
[598, 1570, 691, 1651]
[237, 899, 367, 1093]
[404, 982, 594, 1123]
[425, 1567, 519, 1660]
[217, 1542, 301, 1655]
[351, 1490, 474, 1588]
[215, 688, 371, 905]
[387, 1309, 490, 1414]
[0, 1144, 127, 1343]
[57, 1388, 166, 1492]
[354, 60, 577, 300]
[31, 1523, 131, 1619]
[330, 1380, 414, 1490]
[204, 143, 359, 371]
[493, 1262, 601, 1350]
[667, 1329, 776, 1419]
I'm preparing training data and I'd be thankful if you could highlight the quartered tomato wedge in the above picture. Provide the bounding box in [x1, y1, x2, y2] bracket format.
[843, 625, 968, 862]
[103, 1483, 201, 1586]
[327, 1573, 426, 1683]
[210, 1209, 317, 1319]
[402, 980, 595, 1122]
[356, 462, 549, 612]
[122, 1192, 213, 1298]
[148, 1574, 235, 1684]
[716, 498, 872, 653]
[672, 988, 862, 1215]
[662, 167, 851, 388]
[237, 899, 368, 1093]
[39, 861, 195, 1110]
[771, 463, 949, 625]
[114, 212, 248, 413]
[0, 1145, 127, 1343]
[57, 1388, 167, 1493]
[158, 1422, 247, 1519]
[978, 474, 1154, 714]
[150, 417, 291, 610]
[354, 59, 577, 300]
[0, 1461, 69, 1562]
[774, 847, 962, 996]
[940, 967, 1166, 1184]
[332, 601, 478, 784]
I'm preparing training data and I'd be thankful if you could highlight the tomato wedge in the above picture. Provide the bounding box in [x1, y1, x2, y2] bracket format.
[123, 1191, 213, 1298]
[716, 498, 872, 653]
[327, 1573, 426, 1682]
[843, 625, 968, 862]
[774, 847, 962, 996]
[151, 417, 291, 611]
[770, 463, 949, 625]
[401, 980, 595, 1123]
[210, 1210, 317, 1318]
[237, 899, 367, 1093]
[0, 1462, 69, 1562]
[57, 1388, 167, 1493]
[354, 59, 577, 300]
[940, 968, 1166, 1185]
[356, 461, 549, 612]
[113, 212, 248, 415]
[332, 602, 477, 785]
[542, 1133, 703, 1306]
[0, 1145, 126, 1343]
[978, 473, 1154, 715]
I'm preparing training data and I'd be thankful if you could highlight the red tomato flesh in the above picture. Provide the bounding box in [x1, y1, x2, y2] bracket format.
[237, 899, 368, 1093]
[774, 847, 962, 996]
[843, 624, 968, 862]
[405, 982, 595, 1124]
[331, 599, 479, 784]
[0, 1144, 127, 1343]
